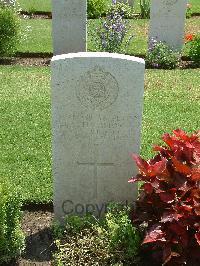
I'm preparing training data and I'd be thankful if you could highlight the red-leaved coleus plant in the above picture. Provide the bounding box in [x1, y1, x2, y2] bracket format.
[129, 129, 200, 265]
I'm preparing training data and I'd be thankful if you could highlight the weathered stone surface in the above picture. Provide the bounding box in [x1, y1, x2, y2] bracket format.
[52, 0, 86, 55]
[149, 0, 187, 51]
[51, 52, 145, 221]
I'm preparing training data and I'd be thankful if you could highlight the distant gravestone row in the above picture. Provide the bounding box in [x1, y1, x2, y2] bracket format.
[52, 0, 187, 56]
[51, 0, 187, 221]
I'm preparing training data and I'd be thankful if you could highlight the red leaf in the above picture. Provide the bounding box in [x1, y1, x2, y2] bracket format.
[179, 204, 193, 213]
[161, 212, 183, 223]
[194, 205, 200, 216]
[159, 191, 175, 203]
[191, 169, 200, 181]
[195, 232, 200, 245]
[169, 223, 189, 247]
[163, 248, 180, 265]
[143, 225, 166, 244]
[191, 189, 200, 199]
[173, 129, 189, 141]
[153, 145, 173, 160]
[171, 157, 191, 175]
[148, 158, 167, 177]
[162, 133, 178, 150]
[142, 183, 154, 194]
[132, 154, 149, 175]
[153, 145, 165, 152]
[173, 128, 199, 143]
[169, 223, 186, 235]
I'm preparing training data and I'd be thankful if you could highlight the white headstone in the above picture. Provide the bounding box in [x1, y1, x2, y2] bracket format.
[116, 0, 134, 6]
[51, 52, 145, 221]
[52, 0, 87, 55]
[149, 0, 187, 51]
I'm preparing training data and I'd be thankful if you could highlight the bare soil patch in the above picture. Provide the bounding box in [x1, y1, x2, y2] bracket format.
[4, 210, 55, 266]
[0, 57, 51, 67]
[20, 11, 52, 19]
[1, 56, 199, 69]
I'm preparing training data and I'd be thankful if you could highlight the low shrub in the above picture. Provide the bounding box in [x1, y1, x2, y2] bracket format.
[87, 0, 109, 19]
[139, 0, 150, 19]
[95, 2, 134, 53]
[0, 180, 25, 264]
[0, 3, 20, 56]
[104, 204, 141, 262]
[129, 129, 200, 265]
[186, 3, 192, 18]
[53, 204, 141, 265]
[146, 38, 180, 69]
[107, 1, 134, 19]
[187, 34, 200, 63]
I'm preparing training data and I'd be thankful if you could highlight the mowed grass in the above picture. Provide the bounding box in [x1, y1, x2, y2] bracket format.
[19, 19, 52, 53]
[18, 17, 200, 55]
[0, 66, 199, 203]
[141, 69, 200, 159]
[18, 0, 51, 12]
[17, 0, 200, 14]
[0, 66, 51, 203]
[190, 0, 200, 14]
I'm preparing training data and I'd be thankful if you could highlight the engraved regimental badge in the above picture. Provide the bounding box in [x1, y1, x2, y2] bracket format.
[76, 67, 119, 110]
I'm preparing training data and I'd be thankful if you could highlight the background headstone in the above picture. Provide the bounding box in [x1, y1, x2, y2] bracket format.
[52, 0, 87, 55]
[52, 52, 145, 221]
[149, 0, 187, 51]
[116, 0, 134, 6]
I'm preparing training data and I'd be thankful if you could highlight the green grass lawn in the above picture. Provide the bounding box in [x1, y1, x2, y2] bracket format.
[17, 0, 200, 14]
[18, 0, 51, 12]
[190, 0, 200, 13]
[0, 66, 199, 203]
[18, 17, 200, 55]
[0, 66, 51, 203]
[19, 19, 52, 53]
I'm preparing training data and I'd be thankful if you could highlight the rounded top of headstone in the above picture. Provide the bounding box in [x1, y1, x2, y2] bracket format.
[51, 52, 145, 65]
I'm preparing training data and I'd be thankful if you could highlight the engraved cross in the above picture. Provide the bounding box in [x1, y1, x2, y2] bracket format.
[77, 145, 114, 198]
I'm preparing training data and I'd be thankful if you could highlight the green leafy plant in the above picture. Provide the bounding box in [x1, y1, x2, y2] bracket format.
[146, 38, 180, 69]
[186, 3, 192, 18]
[187, 34, 200, 63]
[139, 0, 150, 19]
[104, 203, 141, 261]
[0, 179, 25, 264]
[87, 0, 109, 18]
[0, 3, 20, 55]
[107, 1, 134, 19]
[95, 2, 134, 53]
[129, 129, 200, 265]
[53, 204, 141, 265]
